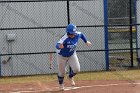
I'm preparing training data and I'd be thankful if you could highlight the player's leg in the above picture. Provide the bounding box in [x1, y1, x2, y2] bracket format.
[68, 52, 80, 76]
[68, 66, 76, 86]
[57, 54, 68, 90]
[68, 52, 80, 86]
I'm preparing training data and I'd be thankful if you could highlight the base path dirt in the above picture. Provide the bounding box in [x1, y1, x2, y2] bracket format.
[0, 80, 140, 93]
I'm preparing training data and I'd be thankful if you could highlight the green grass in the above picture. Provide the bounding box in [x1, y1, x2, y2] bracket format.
[75, 70, 140, 80]
[0, 69, 140, 84]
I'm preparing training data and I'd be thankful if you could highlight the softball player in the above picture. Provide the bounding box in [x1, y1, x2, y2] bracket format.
[56, 23, 92, 90]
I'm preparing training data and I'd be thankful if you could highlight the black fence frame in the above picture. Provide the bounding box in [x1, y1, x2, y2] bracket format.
[0, 0, 138, 70]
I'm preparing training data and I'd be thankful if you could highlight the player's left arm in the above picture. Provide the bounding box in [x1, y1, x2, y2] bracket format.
[80, 32, 92, 46]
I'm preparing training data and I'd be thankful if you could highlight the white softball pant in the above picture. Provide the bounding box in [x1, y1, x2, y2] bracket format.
[57, 52, 80, 77]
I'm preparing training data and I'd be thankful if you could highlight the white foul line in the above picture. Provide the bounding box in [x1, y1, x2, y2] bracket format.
[9, 82, 140, 93]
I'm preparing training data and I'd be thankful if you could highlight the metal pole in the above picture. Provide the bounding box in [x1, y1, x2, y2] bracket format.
[67, 0, 70, 24]
[0, 53, 1, 76]
[129, 0, 133, 67]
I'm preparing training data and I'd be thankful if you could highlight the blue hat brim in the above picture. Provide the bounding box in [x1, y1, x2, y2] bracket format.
[69, 31, 77, 35]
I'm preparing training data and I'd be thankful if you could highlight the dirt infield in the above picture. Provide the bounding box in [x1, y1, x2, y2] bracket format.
[0, 80, 140, 93]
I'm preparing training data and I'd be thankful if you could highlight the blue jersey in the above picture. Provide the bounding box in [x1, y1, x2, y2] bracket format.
[56, 31, 87, 57]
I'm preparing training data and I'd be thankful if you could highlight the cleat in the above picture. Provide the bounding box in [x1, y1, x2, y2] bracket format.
[68, 77, 75, 86]
[59, 84, 64, 91]
[71, 79, 75, 86]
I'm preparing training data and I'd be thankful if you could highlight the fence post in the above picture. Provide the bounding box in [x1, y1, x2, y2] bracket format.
[104, 0, 109, 71]
[0, 53, 1, 76]
[129, 0, 134, 67]
[67, 0, 70, 24]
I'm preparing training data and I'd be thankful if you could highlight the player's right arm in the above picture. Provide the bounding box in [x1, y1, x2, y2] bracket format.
[56, 43, 64, 49]
[56, 34, 67, 49]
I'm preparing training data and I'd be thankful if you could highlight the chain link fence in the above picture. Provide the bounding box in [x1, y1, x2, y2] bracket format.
[0, 0, 138, 76]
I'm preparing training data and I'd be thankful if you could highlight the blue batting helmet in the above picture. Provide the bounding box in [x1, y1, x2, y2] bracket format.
[66, 23, 77, 34]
